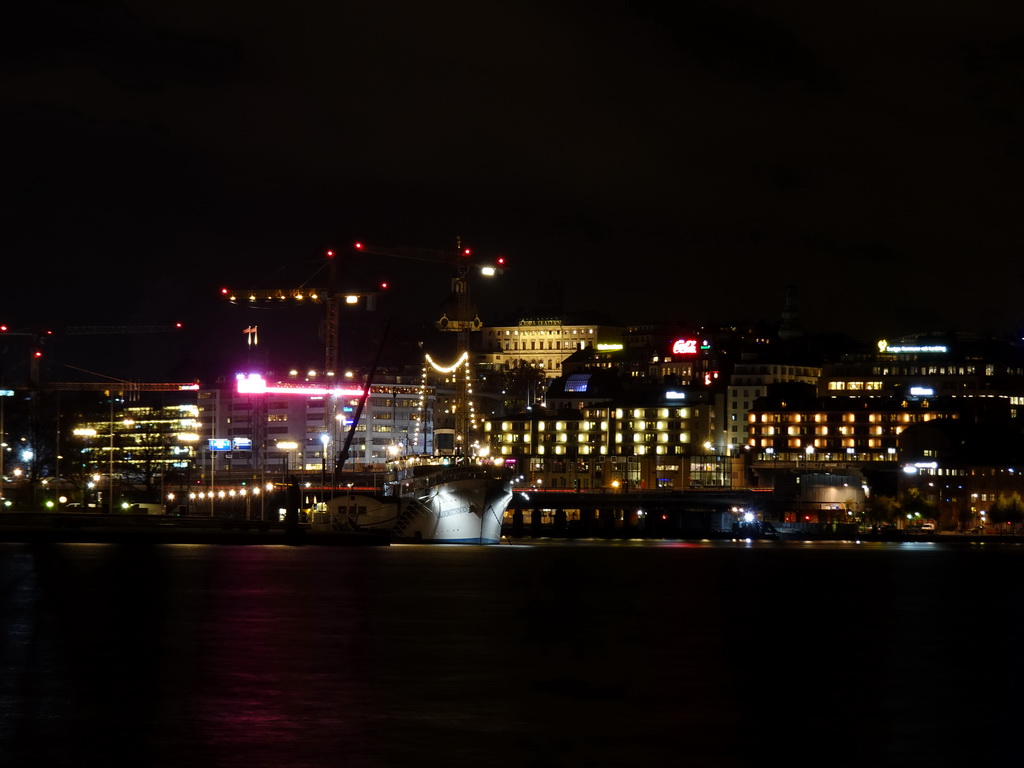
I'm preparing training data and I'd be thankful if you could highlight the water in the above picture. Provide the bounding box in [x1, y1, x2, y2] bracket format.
[2, 539, 1023, 767]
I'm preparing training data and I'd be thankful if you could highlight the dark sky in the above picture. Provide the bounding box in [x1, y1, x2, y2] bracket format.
[6, 1, 1024, 380]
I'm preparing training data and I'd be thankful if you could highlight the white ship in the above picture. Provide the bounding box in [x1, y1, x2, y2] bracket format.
[319, 458, 513, 543]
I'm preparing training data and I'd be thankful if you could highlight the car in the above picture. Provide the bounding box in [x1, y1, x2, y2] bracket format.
[920, 522, 936, 531]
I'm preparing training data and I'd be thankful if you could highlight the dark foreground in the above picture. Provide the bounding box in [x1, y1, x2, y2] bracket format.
[3, 540, 1024, 768]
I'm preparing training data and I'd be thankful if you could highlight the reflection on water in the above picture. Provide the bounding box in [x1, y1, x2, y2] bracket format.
[2, 540, 1023, 767]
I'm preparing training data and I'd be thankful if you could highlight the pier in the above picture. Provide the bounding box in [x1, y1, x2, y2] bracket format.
[505, 488, 775, 539]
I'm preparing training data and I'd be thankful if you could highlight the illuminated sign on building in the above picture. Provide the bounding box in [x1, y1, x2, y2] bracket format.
[666, 391, 687, 400]
[235, 373, 363, 397]
[208, 438, 231, 451]
[909, 387, 934, 396]
[596, 343, 623, 351]
[671, 339, 698, 355]
[232, 438, 252, 451]
[878, 340, 948, 354]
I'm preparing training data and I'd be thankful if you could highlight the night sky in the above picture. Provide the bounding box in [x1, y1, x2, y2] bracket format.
[6, 1, 1024, 381]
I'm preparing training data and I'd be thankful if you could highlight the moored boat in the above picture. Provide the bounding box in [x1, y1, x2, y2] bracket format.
[318, 457, 513, 543]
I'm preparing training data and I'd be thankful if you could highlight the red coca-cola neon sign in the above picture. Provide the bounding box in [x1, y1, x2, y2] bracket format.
[671, 338, 698, 355]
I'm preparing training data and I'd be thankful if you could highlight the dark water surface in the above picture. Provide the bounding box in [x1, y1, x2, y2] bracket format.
[2, 539, 1023, 767]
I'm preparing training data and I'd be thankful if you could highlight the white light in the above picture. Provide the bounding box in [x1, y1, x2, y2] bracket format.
[425, 352, 469, 373]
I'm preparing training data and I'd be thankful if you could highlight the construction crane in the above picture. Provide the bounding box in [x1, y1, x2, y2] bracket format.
[1, 323, 187, 388]
[352, 239, 505, 452]
[221, 253, 384, 463]
[219, 252, 380, 377]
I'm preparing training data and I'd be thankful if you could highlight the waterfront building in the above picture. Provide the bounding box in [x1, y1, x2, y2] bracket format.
[196, 370, 438, 480]
[725, 358, 823, 453]
[483, 377, 737, 491]
[478, 317, 624, 379]
[63, 389, 201, 509]
[821, 332, 1024, 407]
[744, 332, 1024, 526]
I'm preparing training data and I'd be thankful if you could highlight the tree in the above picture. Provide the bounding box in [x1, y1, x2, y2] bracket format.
[988, 493, 1024, 533]
[898, 488, 937, 526]
[493, 361, 547, 413]
[864, 494, 898, 526]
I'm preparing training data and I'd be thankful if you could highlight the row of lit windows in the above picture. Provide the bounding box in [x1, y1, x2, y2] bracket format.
[491, 328, 596, 336]
[497, 431, 691, 444]
[751, 425, 897, 437]
[497, 444, 684, 456]
[750, 412, 941, 424]
[502, 341, 577, 350]
[751, 438, 893, 449]
[827, 381, 884, 391]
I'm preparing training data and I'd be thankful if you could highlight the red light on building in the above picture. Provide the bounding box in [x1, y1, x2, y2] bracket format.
[354, 242, 364, 250]
[326, 249, 335, 258]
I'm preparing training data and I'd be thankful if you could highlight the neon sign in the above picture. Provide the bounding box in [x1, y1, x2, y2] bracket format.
[671, 339, 697, 355]
[878, 340, 947, 354]
[235, 373, 363, 397]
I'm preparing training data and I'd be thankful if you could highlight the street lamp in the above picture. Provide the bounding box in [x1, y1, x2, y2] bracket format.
[276, 441, 298, 480]
[320, 434, 330, 509]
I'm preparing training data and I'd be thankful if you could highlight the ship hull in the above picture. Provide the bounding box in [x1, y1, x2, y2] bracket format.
[326, 468, 512, 544]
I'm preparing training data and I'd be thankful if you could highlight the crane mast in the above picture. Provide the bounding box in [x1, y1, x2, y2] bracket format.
[352, 239, 502, 454]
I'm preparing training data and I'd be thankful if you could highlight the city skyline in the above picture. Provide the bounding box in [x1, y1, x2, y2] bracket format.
[8, 2, 1024, 373]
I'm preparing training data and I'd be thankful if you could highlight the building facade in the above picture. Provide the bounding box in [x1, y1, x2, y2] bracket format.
[479, 318, 624, 378]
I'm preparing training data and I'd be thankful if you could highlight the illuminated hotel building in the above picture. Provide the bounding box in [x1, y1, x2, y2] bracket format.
[748, 332, 1024, 468]
[478, 318, 624, 378]
[821, 334, 1024, 406]
[745, 333, 1024, 524]
[484, 398, 726, 491]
